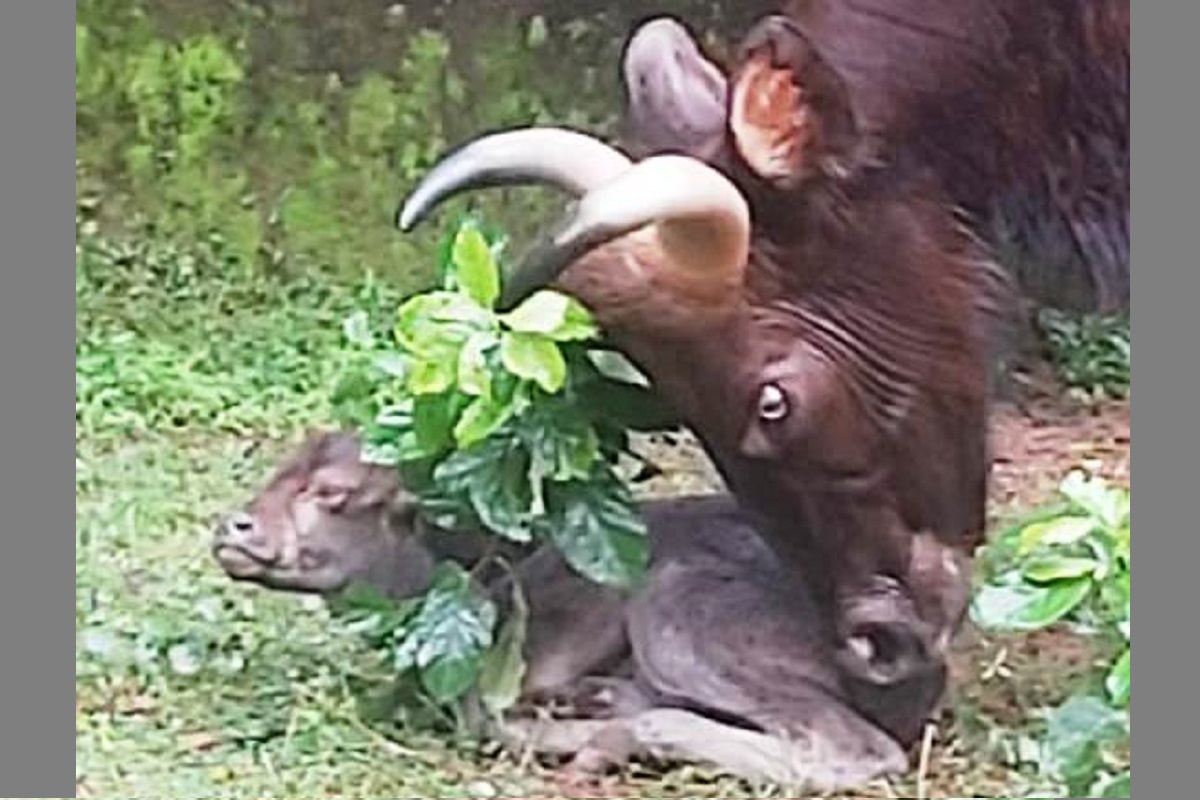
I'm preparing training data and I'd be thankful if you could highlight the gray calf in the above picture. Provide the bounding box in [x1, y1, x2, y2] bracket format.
[213, 431, 961, 791]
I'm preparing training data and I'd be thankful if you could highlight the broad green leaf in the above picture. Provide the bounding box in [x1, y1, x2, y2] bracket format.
[457, 332, 495, 397]
[329, 584, 421, 649]
[434, 438, 534, 542]
[541, 471, 649, 588]
[1095, 770, 1131, 798]
[412, 394, 457, 456]
[453, 394, 514, 447]
[1022, 555, 1100, 584]
[517, 405, 601, 484]
[503, 290, 598, 342]
[396, 290, 493, 332]
[330, 582, 404, 619]
[438, 215, 508, 285]
[410, 564, 497, 703]
[1042, 695, 1129, 792]
[478, 578, 529, 716]
[1099, 572, 1131, 628]
[452, 226, 500, 309]
[519, 408, 600, 516]
[407, 358, 455, 395]
[1018, 516, 1096, 556]
[971, 576, 1093, 631]
[1106, 649, 1130, 707]
[501, 332, 567, 393]
[469, 445, 535, 542]
[987, 502, 1074, 560]
[420, 655, 482, 703]
[1114, 492, 1131, 530]
[395, 291, 493, 359]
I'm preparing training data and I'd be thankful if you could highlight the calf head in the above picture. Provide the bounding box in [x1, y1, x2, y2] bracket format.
[212, 431, 436, 598]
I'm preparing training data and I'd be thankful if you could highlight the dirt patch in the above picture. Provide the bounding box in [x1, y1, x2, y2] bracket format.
[990, 394, 1129, 518]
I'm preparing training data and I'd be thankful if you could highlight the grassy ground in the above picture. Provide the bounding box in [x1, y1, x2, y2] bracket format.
[75, 231, 1130, 798]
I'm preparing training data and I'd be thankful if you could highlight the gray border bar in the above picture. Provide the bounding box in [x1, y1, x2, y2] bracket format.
[0, 0, 76, 795]
[1133, 1, 1186, 798]
[0, 0, 1171, 795]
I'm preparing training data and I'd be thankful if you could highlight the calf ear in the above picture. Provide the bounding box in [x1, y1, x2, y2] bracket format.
[344, 466, 402, 513]
[729, 16, 859, 188]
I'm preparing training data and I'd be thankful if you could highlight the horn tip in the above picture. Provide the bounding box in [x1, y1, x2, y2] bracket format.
[395, 200, 422, 232]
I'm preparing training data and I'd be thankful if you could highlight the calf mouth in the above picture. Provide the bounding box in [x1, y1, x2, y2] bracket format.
[211, 541, 275, 580]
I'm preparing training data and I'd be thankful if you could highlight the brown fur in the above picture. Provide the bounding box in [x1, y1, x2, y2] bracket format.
[778, 0, 1129, 310]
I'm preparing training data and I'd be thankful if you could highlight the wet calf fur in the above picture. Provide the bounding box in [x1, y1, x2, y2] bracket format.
[213, 431, 966, 789]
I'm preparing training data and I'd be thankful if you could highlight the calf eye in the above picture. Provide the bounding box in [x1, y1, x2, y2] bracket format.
[757, 383, 790, 422]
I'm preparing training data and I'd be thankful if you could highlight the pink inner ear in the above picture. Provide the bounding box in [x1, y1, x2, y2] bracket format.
[730, 55, 807, 182]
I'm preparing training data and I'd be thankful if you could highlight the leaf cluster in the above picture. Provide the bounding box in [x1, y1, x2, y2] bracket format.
[328, 218, 673, 706]
[973, 472, 1130, 797]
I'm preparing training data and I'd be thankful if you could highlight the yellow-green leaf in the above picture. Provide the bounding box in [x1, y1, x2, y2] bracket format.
[500, 332, 566, 393]
[452, 227, 500, 309]
[1019, 515, 1096, 555]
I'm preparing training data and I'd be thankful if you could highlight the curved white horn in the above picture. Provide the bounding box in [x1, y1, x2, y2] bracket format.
[397, 127, 633, 231]
[500, 154, 750, 309]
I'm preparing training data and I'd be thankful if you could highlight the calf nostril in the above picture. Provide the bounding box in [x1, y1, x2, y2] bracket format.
[225, 512, 255, 536]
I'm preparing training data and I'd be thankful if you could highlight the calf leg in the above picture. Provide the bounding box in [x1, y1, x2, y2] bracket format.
[627, 707, 907, 791]
[498, 705, 906, 792]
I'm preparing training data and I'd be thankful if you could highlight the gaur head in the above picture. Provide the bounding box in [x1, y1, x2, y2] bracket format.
[212, 431, 434, 598]
[395, 13, 1010, 690]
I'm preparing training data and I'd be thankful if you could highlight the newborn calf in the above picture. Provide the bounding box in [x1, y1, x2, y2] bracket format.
[213, 431, 963, 791]
[212, 431, 628, 694]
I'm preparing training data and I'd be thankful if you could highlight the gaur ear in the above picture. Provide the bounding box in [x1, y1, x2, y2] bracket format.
[729, 15, 859, 188]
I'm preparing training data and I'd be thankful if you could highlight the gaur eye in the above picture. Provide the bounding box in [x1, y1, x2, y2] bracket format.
[757, 383, 790, 422]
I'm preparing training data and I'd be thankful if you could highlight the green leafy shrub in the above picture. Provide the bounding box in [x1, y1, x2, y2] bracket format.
[973, 472, 1130, 797]
[74, 227, 407, 441]
[327, 218, 674, 707]
[1038, 310, 1131, 400]
[75, 4, 619, 294]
